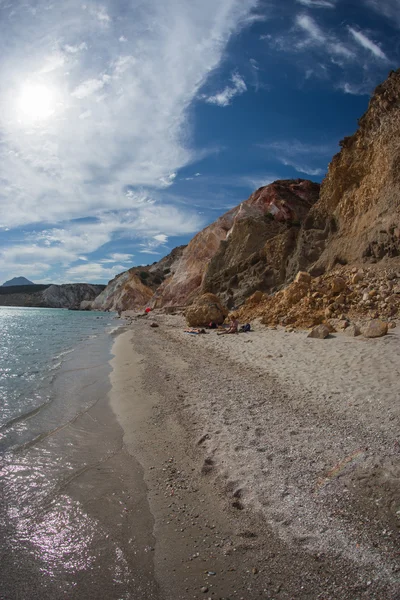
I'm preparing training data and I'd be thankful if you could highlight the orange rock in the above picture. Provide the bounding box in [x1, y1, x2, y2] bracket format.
[294, 271, 312, 285]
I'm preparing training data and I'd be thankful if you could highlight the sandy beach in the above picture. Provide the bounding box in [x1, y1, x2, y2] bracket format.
[110, 313, 400, 599]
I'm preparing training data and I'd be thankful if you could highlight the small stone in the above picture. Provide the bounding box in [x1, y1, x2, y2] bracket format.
[352, 272, 363, 284]
[252, 567, 259, 574]
[201, 586, 209, 593]
[331, 277, 346, 294]
[388, 322, 397, 329]
[307, 324, 331, 339]
[295, 271, 311, 285]
[150, 322, 159, 328]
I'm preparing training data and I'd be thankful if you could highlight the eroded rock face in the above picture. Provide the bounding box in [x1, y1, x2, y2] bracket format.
[41, 284, 105, 309]
[298, 69, 400, 272]
[155, 179, 319, 308]
[92, 245, 186, 312]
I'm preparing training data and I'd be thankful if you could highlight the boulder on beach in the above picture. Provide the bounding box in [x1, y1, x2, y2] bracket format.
[307, 324, 331, 339]
[185, 293, 228, 327]
[362, 319, 388, 338]
[344, 323, 361, 337]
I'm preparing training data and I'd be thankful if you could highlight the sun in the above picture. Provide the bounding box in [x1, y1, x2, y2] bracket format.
[17, 82, 58, 122]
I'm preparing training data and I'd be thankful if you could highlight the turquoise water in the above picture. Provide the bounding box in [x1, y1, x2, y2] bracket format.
[0, 308, 160, 599]
[0, 307, 113, 439]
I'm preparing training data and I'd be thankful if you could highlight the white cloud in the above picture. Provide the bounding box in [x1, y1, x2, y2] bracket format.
[204, 72, 247, 107]
[158, 173, 177, 187]
[260, 139, 333, 178]
[65, 262, 126, 282]
[0, 204, 205, 282]
[109, 253, 133, 262]
[71, 75, 111, 99]
[154, 234, 168, 243]
[90, 5, 111, 26]
[0, 0, 259, 234]
[296, 0, 335, 7]
[280, 158, 324, 176]
[64, 42, 88, 54]
[241, 174, 283, 190]
[338, 81, 371, 95]
[296, 14, 326, 43]
[348, 27, 388, 60]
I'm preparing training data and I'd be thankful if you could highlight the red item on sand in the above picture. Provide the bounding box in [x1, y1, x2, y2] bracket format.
[145, 307, 152, 313]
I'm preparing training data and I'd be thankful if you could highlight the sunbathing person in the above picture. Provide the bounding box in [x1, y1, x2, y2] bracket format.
[217, 315, 239, 335]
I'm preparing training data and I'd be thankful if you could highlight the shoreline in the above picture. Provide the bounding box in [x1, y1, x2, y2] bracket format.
[109, 313, 399, 599]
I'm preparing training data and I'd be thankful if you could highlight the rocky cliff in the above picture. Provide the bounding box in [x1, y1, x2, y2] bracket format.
[91, 245, 186, 312]
[152, 179, 319, 308]
[42, 284, 105, 309]
[0, 283, 105, 309]
[94, 69, 400, 315]
[297, 68, 400, 274]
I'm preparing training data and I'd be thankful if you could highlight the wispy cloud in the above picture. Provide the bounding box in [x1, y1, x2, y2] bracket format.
[364, 0, 400, 28]
[65, 263, 126, 283]
[348, 27, 388, 60]
[260, 140, 333, 177]
[203, 72, 247, 107]
[296, 0, 336, 7]
[338, 81, 371, 95]
[296, 14, 326, 43]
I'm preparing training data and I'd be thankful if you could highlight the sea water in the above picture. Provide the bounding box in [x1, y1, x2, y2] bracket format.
[0, 307, 113, 446]
[0, 307, 160, 599]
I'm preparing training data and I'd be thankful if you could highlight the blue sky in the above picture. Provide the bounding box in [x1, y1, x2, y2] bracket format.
[0, 0, 398, 284]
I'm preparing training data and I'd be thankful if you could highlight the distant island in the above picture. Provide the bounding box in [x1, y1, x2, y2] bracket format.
[2, 276, 34, 287]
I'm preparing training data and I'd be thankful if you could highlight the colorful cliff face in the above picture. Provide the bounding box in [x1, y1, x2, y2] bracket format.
[92, 70, 400, 313]
[298, 68, 400, 273]
[151, 179, 320, 308]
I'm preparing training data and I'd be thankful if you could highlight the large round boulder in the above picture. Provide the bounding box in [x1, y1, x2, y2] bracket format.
[185, 293, 228, 327]
[362, 319, 388, 338]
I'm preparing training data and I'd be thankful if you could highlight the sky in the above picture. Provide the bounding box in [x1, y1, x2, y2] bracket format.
[0, 0, 399, 284]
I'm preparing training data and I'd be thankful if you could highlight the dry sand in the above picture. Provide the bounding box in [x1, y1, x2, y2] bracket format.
[111, 313, 400, 599]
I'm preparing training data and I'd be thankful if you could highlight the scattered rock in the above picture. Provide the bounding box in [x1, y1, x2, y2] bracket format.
[344, 323, 361, 337]
[362, 319, 388, 338]
[331, 277, 347, 294]
[150, 322, 159, 328]
[200, 586, 209, 594]
[294, 271, 311, 285]
[352, 272, 363, 284]
[246, 290, 264, 305]
[307, 324, 331, 339]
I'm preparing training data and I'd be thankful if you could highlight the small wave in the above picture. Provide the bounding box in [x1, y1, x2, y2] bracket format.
[108, 325, 125, 336]
[52, 348, 75, 361]
[0, 397, 53, 431]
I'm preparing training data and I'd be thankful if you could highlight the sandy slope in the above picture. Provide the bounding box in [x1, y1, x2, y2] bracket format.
[114, 313, 400, 599]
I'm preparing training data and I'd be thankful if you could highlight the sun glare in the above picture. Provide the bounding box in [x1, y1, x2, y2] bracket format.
[17, 82, 58, 122]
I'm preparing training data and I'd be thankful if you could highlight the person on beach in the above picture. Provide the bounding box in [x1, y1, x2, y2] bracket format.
[217, 315, 239, 335]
